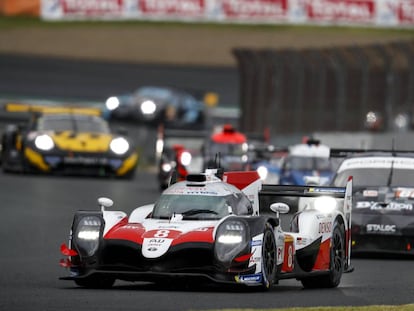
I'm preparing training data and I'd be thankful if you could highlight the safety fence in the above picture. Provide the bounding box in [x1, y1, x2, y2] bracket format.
[233, 40, 414, 138]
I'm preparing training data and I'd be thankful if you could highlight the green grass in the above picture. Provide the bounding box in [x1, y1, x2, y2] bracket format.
[198, 305, 414, 311]
[1, 14, 414, 37]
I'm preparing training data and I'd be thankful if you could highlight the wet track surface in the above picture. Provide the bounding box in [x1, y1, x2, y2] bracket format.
[0, 55, 413, 310]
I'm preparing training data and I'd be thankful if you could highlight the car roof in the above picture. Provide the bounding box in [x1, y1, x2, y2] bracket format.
[337, 153, 414, 173]
[289, 143, 330, 158]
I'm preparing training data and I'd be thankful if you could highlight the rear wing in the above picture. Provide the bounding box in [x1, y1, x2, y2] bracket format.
[0, 102, 103, 124]
[330, 148, 414, 158]
[4, 102, 102, 116]
[259, 177, 353, 225]
[155, 124, 208, 161]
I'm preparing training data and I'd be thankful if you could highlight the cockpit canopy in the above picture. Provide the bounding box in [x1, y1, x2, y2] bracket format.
[152, 180, 253, 220]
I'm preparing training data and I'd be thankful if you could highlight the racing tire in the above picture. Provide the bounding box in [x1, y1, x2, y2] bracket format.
[260, 224, 277, 290]
[301, 222, 345, 289]
[74, 276, 115, 289]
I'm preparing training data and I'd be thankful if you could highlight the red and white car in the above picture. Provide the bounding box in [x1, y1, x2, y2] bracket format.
[60, 168, 353, 289]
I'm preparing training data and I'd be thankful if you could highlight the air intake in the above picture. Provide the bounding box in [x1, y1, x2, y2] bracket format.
[186, 174, 207, 183]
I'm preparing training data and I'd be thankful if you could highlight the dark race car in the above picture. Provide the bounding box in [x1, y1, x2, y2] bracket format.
[203, 124, 249, 172]
[155, 126, 206, 190]
[330, 149, 414, 256]
[248, 142, 287, 184]
[59, 168, 353, 290]
[1, 110, 138, 178]
[104, 86, 211, 128]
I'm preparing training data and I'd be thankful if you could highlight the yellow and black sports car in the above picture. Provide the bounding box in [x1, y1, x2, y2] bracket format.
[1, 107, 138, 178]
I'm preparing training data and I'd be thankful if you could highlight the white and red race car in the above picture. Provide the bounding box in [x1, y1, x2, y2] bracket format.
[60, 168, 353, 290]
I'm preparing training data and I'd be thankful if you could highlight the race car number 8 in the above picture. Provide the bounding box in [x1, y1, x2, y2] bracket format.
[154, 230, 170, 238]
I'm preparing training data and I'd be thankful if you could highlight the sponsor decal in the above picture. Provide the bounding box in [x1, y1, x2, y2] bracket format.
[251, 240, 262, 246]
[287, 244, 293, 268]
[307, 187, 344, 193]
[397, 1, 414, 23]
[371, 202, 413, 211]
[366, 224, 397, 233]
[237, 274, 262, 283]
[63, 156, 110, 165]
[62, 0, 123, 14]
[340, 157, 414, 171]
[296, 237, 308, 245]
[356, 201, 371, 208]
[142, 237, 173, 258]
[222, 0, 288, 18]
[363, 190, 378, 197]
[147, 238, 166, 247]
[41, 0, 414, 27]
[358, 201, 413, 211]
[122, 224, 142, 230]
[277, 246, 283, 262]
[185, 190, 219, 195]
[318, 221, 332, 234]
[140, 0, 205, 15]
[395, 188, 414, 198]
[157, 225, 180, 229]
[307, 0, 375, 22]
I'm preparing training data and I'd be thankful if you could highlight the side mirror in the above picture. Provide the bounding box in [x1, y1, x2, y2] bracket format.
[270, 202, 290, 216]
[98, 197, 114, 212]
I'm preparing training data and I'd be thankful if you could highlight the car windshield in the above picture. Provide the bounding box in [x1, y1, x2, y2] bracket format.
[37, 115, 110, 133]
[136, 87, 174, 101]
[285, 156, 332, 171]
[152, 194, 231, 220]
[332, 168, 414, 187]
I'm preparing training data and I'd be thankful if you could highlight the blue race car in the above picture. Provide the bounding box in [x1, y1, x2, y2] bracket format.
[279, 140, 335, 186]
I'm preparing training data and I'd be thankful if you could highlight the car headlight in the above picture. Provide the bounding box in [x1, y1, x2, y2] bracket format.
[74, 216, 102, 257]
[215, 219, 249, 266]
[140, 100, 156, 115]
[34, 134, 55, 151]
[105, 96, 120, 111]
[179, 151, 192, 166]
[110, 137, 130, 155]
[161, 162, 172, 172]
[257, 165, 268, 180]
[313, 196, 337, 213]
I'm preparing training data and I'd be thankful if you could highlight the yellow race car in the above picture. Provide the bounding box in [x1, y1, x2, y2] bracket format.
[1, 104, 138, 178]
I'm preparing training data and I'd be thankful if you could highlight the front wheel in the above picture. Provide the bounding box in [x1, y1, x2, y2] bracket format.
[260, 224, 277, 290]
[301, 222, 345, 289]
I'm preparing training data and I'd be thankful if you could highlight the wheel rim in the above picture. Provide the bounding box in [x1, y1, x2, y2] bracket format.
[332, 229, 344, 278]
[263, 231, 276, 277]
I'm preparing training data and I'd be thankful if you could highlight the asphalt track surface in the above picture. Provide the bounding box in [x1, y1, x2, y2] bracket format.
[0, 54, 413, 311]
[0, 53, 239, 106]
[0, 172, 413, 311]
